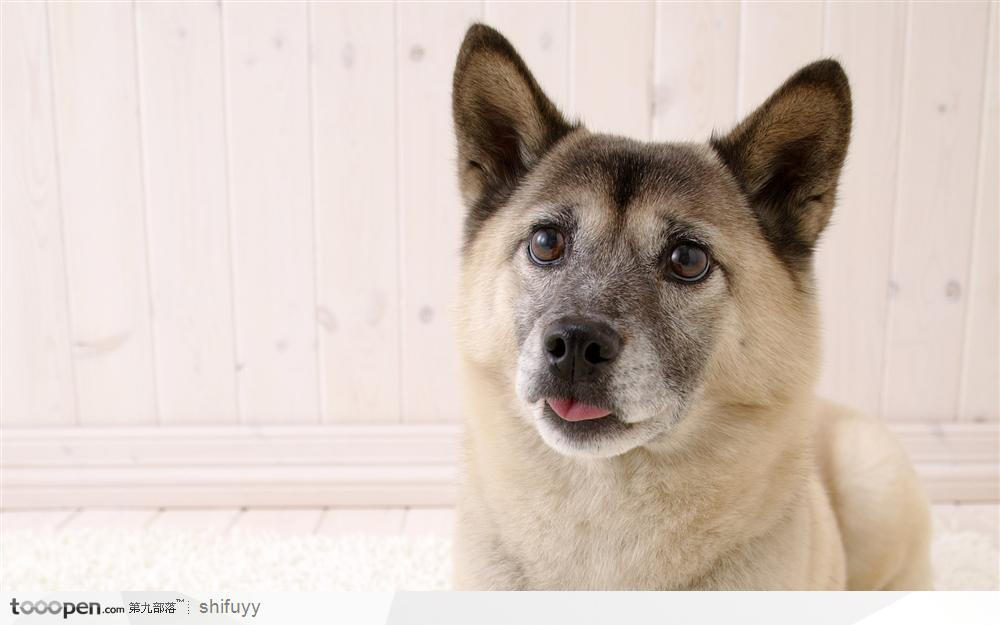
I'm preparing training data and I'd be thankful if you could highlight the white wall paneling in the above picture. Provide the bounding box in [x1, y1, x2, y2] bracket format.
[880, 2, 992, 422]
[223, 2, 319, 423]
[738, 0, 824, 115]
[311, 2, 401, 423]
[47, 1, 158, 424]
[396, 2, 482, 422]
[958, 2, 999, 424]
[1, 1, 77, 425]
[653, 1, 740, 142]
[573, 1, 655, 139]
[814, 1, 908, 419]
[135, 1, 239, 424]
[2, 1, 997, 506]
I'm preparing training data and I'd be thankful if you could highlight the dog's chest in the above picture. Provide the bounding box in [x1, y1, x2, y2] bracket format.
[491, 465, 726, 589]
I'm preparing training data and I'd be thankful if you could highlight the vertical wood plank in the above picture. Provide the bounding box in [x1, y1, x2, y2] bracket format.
[396, 2, 482, 422]
[958, 5, 999, 423]
[135, 2, 238, 423]
[738, 0, 824, 115]
[882, 2, 991, 421]
[47, 2, 157, 424]
[312, 2, 399, 422]
[814, 2, 907, 417]
[223, 1, 319, 423]
[573, 1, 654, 139]
[483, 1, 571, 113]
[653, 1, 740, 141]
[0, 2, 77, 426]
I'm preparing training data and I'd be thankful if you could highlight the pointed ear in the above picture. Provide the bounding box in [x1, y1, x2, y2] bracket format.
[452, 24, 576, 238]
[711, 60, 851, 270]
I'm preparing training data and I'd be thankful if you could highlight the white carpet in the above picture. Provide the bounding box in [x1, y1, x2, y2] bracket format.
[1, 530, 452, 591]
[2, 516, 996, 591]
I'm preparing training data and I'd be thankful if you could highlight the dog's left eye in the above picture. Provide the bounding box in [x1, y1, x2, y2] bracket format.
[667, 242, 711, 282]
[528, 227, 566, 265]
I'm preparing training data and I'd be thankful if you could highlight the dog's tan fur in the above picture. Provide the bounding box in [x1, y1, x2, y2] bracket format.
[451, 24, 932, 590]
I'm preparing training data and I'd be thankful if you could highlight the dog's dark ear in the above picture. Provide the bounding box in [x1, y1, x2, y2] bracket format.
[711, 60, 851, 270]
[453, 24, 576, 238]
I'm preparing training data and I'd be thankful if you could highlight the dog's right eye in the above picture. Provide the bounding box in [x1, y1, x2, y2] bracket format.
[528, 227, 566, 265]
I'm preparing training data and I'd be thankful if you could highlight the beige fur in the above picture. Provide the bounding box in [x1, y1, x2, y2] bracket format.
[454, 261, 932, 589]
[452, 138, 932, 593]
[450, 24, 933, 590]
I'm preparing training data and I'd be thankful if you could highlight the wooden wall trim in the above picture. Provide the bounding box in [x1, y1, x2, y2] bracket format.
[1, 422, 996, 507]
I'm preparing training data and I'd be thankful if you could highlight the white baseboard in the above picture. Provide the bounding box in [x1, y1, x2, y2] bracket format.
[1, 422, 996, 508]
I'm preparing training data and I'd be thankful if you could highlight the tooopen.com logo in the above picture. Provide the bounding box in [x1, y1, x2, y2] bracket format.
[10, 598, 126, 619]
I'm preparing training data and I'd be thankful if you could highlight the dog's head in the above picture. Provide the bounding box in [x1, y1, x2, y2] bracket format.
[453, 24, 851, 458]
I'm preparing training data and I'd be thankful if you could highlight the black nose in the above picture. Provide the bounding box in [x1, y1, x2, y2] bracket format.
[543, 316, 622, 383]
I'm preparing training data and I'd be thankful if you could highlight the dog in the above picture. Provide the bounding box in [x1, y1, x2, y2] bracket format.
[450, 24, 933, 590]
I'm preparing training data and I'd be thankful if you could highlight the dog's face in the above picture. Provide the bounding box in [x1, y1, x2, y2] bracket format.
[453, 25, 851, 458]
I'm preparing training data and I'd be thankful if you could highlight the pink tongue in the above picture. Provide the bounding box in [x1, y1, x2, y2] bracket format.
[547, 398, 612, 422]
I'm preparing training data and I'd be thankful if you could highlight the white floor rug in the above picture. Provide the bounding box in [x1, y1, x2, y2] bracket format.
[2, 521, 996, 591]
[1, 530, 451, 592]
